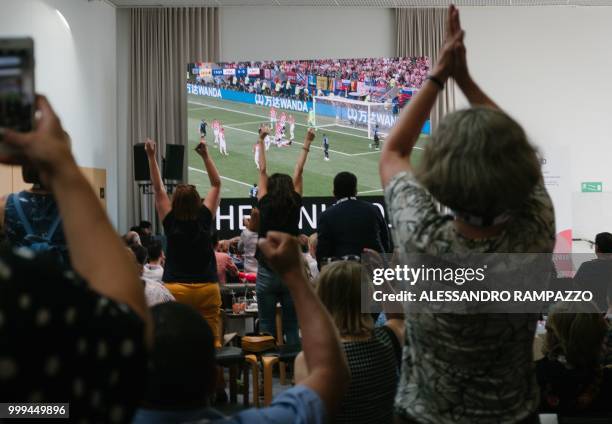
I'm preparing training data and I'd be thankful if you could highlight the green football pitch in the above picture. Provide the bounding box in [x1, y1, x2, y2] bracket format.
[187, 93, 427, 198]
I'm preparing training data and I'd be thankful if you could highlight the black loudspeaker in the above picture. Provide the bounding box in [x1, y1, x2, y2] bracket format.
[163, 144, 184, 181]
[133, 144, 150, 181]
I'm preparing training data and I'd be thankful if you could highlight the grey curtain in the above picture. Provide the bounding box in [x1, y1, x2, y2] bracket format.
[395, 8, 455, 132]
[127, 7, 219, 230]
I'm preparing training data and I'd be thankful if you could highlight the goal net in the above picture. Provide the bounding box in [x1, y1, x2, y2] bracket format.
[312, 95, 394, 139]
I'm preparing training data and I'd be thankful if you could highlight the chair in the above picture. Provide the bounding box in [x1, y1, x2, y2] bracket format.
[262, 344, 301, 405]
[260, 306, 301, 406]
[216, 310, 258, 406]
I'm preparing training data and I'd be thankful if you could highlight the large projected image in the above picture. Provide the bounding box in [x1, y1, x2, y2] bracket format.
[186, 57, 431, 199]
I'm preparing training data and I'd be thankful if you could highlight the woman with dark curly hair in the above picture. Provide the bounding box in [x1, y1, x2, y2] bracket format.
[254, 125, 315, 346]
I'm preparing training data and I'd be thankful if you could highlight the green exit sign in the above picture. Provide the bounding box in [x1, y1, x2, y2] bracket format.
[581, 182, 603, 192]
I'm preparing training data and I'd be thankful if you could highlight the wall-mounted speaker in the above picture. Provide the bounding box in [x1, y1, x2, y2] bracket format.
[133, 143, 150, 181]
[163, 144, 184, 181]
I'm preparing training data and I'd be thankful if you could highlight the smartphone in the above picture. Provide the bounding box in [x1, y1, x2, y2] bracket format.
[0, 37, 35, 138]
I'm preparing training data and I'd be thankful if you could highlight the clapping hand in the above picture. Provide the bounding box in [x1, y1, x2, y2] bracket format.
[431, 5, 467, 83]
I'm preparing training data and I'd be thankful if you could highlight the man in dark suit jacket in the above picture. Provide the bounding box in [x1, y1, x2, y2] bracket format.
[316, 172, 391, 268]
[574, 232, 612, 312]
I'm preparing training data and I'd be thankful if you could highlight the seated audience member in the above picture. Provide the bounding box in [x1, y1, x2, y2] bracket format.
[145, 138, 223, 347]
[0, 164, 69, 266]
[143, 240, 165, 282]
[238, 209, 259, 274]
[134, 221, 153, 247]
[295, 261, 403, 424]
[299, 234, 319, 281]
[574, 232, 612, 312]
[308, 233, 318, 278]
[136, 232, 349, 423]
[139, 220, 152, 235]
[0, 95, 151, 422]
[536, 302, 612, 415]
[212, 231, 238, 285]
[133, 302, 223, 423]
[379, 6, 555, 423]
[123, 230, 142, 247]
[129, 244, 174, 307]
[316, 171, 390, 268]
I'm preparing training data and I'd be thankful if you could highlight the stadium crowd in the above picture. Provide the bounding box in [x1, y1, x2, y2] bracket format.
[2, 5, 612, 424]
[189, 56, 429, 104]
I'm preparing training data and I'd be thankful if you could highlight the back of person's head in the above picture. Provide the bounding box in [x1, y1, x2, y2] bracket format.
[544, 302, 608, 370]
[147, 240, 163, 263]
[129, 244, 148, 276]
[416, 107, 540, 220]
[210, 229, 219, 249]
[308, 233, 318, 257]
[266, 173, 299, 217]
[139, 220, 152, 234]
[171, 184, 202, 221]
[123, 230, 141, 247]
[316, 261, 372, 337]
[144, 302, 216, 409]
[333, 172, 357, 199]
[125, 247, 143, 276]
[21, 164, 46, 189]
[594, 232, 612, 254]
[247, 207, 260, 232]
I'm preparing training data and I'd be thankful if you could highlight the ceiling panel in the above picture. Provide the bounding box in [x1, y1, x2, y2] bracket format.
[105, 0, 612, 7]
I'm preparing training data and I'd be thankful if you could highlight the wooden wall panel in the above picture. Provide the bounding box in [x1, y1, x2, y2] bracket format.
[0, 165, 12, 198]
[11, 166, 31, 193]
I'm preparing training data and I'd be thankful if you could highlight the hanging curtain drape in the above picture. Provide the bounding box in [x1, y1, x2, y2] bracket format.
[395, 8, 455, 132]
[127, 7, 219, 230]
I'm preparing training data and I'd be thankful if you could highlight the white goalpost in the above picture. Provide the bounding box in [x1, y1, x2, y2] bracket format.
[312, 95, 392, 139]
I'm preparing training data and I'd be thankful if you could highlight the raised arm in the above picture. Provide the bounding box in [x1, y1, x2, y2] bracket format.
[379, 5, 464, 188]
[293, 128, 315, 196]
[256, 127, 269, 200]
[451, 10, 498, 110]
[195, 141, 222, 216]
[2, 95, 152, 345]
[145, 138, 171, 221]
[259, 231, 349, 416]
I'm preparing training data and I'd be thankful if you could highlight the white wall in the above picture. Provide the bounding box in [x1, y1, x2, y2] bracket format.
[116, 8, 130, 233]
[219, 6, 395, 61]
[455, 6, 612, 247]
[0, 0, 119, 225]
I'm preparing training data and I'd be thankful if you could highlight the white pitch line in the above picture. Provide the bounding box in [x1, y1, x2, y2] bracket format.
[188, 99, 374, 142]
[357, 188, 383, 194]
[351, 145, 424, 156]
[222, 124, 352, 157]
[188, 166, 252, 187]
[225, 120, 268, 127]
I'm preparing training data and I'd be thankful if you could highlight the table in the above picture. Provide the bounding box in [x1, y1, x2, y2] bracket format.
[225, 310, 257, 336]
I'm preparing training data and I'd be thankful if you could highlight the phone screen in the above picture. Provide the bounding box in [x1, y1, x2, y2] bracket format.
[0, 38, 35, 132]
